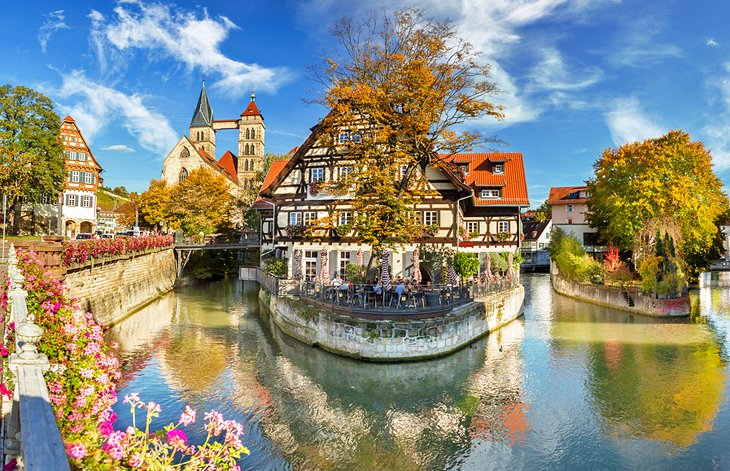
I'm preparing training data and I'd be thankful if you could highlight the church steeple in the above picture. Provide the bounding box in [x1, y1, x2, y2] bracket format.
[190, 82, 213, 127]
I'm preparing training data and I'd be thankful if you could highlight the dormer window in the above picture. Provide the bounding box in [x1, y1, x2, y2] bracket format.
[493, 163, 504, 174]
[579, 190, 590, 198]
[460, 165, 469, 176]
[480, 188, 501, 199]
[338, 132, 349, 144]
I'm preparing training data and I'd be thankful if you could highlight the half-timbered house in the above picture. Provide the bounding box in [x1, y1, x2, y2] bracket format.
[256, 124, 529, 282]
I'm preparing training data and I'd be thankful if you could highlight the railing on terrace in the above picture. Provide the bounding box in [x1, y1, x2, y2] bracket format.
[176, 232, 260, 246]
[257, 270, 520, 315]
[3, 244, 70, 470]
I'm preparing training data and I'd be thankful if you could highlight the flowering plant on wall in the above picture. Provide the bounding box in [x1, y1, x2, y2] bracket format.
[61, 235, 174, 266]
[9, 250, 248, 468]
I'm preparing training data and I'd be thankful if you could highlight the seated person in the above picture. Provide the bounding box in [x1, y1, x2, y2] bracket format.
[395, 281, 406, 297]
[339, 280, 350, 290]
[332, 275, 343, 287]
[374, 282, 383, 295]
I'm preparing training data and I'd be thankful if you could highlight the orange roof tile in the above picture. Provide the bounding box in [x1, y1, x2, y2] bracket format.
[241, 100, 262, 117]
[217, 151, 239, 184]
[443, 153, 529, 206]
[260, 160, 289, 195]
[198, 148, 238, 184]
[547, 186, 589, 205]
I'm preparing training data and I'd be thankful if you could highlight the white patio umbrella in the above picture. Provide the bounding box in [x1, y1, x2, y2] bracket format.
[412, 248, 422, 284]
[319, 248, 330, 286]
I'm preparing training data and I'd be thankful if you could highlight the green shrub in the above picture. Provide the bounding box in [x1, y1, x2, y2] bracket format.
[345, 263, 365, 283]
[454, 252, 479, 280]
[265, 257, 288, 278]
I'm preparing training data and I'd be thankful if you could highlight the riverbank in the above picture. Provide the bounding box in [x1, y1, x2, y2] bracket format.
[258, 284, 525, 361]
[551, 270, 690, 317]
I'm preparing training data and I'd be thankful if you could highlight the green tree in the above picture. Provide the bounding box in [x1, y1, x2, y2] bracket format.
[137, 179, 171, 230]
[586, 131, 728, 277]
[0, 84, 66, 231]
[167, 168, 234, 235]
[453, 252, 479, 281]
[314, 8, 503, 252]
[535, 200, 551, 222]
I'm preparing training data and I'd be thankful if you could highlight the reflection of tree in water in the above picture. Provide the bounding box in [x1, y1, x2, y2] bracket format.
[255, 310, 528, 470]
[586, 340, 726, 448]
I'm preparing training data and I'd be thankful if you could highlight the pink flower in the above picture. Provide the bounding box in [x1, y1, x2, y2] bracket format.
[179, 405, 197, 426]
[167, 428, 188, 448]
[128, 453, 143, 468]
[123, 393, 140, 405]
[144, 401, 161, 415]
[0, 383, 12, 399]
[0, 346, 8, 357]
[66, 442, 86, 459]
[204, 410, 225, 436]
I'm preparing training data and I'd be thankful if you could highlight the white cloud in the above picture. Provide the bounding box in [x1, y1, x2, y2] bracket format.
[38, 10, 69, 53]
[707, 37, 719, 47]
[55, 70, 178, 156]
[604, 96, 664, 146]
[102, 144, 135, 153]
[297, 0, 614, 126]
[90, 1, 292, 96]
[607, 16, 682, 67]
[530, 48, 603, 92]
[701, 68, 730, 170]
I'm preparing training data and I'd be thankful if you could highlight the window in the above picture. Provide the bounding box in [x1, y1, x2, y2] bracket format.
[567, 204, 573, 213]
[304, 250, 318, 281]
[84, 172, 94, 184]
[289, 212, 302, 226]
[583, 232, 598, 246]
[460, 165, 469, 176]
[339, 211, 352, 225]
[400, 165, 408, 179]
[480, 188, 501, 199]
[423, 211, 438, 226]
[303, 212, 317, 225]
[179, 168, 188, 183]
[567, 218, 573, 225]
[78, 153, 88, 162]
[339, 251, 351, 276]
[70, 171, 80, 183]
[40, 193, 53, 205]
[493, 163, 504, 174]
[338, 132, 349, 144]
[467, 221, 479, 234]
[340, 166, 352, 180]
[351, 132, 361, 143]
[82, 195, 92, 208]
[310, 167, 324, 182]
[66, 194, 77, 207]
[498, 221, 510, 233]
[180, 148, 190, 159]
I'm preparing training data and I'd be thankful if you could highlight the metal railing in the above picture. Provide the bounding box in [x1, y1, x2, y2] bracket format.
[3, 244, 70, 470]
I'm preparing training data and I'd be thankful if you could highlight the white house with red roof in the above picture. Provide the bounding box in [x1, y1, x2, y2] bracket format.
[255, 121, 529, 282]
[160, 84, 264, 196]
[547, 185, 603, 253]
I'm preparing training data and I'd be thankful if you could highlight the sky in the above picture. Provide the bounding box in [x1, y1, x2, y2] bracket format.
[2, 0, 730, 206]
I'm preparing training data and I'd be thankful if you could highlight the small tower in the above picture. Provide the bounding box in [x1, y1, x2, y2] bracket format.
[189, 82, 216, 156]
[238, 90, 265, 189]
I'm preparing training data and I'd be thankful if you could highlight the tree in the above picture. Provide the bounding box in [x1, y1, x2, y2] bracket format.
[453, 252, 479, 281]
[535, 200, 551, 222]
[138, 179, 172, 230]
[586, 131, 728, 277]
[112, 186, 129, 197]
[0, 84, 66, 230]
[167, 168, 234, 235]
[313, 8, 503, 252]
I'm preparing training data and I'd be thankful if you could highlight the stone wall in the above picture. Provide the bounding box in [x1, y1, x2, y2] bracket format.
[259, 285, 525, 361]
[551, 272, 690, 317]
[64, 249, 176, 325]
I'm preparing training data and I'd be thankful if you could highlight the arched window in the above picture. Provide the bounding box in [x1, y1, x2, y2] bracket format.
[244, 159, 249, 171]
[179, 168, 188, 183]
[180, 147, 190, 159]
[249, 159, 254, 172]
[245, 128, 250, 139]
[251, 128, 256, 140]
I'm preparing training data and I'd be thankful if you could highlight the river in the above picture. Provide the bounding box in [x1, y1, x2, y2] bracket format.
[108, 273, 730, 470]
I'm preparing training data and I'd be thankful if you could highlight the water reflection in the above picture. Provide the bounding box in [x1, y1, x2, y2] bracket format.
[108, 274, 730, 469]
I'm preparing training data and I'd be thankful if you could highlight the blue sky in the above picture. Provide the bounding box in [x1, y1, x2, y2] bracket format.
[2, 0, 729, 206]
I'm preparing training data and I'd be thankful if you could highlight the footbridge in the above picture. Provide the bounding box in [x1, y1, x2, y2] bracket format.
[174, 232, 261, 277]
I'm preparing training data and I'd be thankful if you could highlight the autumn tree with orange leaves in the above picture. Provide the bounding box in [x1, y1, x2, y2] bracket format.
[586, 130, 728, 278]
[312, 8, 503, 252]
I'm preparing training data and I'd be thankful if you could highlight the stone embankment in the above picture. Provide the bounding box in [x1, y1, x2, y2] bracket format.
[259, 285, 524, 361]
[551, 271, 690, 317]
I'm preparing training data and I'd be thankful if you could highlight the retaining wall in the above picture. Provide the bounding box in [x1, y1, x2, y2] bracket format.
[64, 249, 177, 324]
[551, 272, 690, 317]
[259, 285, 525, 361]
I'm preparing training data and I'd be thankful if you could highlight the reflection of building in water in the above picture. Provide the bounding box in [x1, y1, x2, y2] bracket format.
[568, 315, 727, 448]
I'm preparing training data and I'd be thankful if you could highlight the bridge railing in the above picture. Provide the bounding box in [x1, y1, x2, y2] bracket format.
[3, 245, 70, 470]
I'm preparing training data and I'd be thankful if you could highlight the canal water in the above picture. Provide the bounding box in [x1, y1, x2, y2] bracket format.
[109, 274, 730, 470]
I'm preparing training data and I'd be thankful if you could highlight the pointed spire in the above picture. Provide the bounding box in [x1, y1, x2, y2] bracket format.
[190, 81, 213, 127]
[250, 89, 256, 102]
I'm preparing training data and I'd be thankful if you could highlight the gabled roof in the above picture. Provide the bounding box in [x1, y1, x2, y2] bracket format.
[60, 115, 104, 172]
[217, 151, 239, 184]
[522, 220, 550, 241]
[241, 90, 263, 118]
[198, 147, 237, 184]
[548, 186, 589, 205]
[261, 160, 289, 194]
[190, 83, 213, 127]
[443, 153, 529, 206]
[179, 135, 237, 184]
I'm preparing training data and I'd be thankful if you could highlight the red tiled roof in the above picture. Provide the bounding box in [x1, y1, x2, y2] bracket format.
[241, 100, 262, 117]
[217, 151, 239, 184]
[63, 115, 75, 122]
[443, 153, 529, 206]
[198, 148, 237, 184]
[260, 160, 289, 194]
[547, 186, 589, 205]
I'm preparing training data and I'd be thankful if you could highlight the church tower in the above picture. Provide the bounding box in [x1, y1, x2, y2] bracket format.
[237, 90, 265, 189]
[189, 82, 216, 156]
